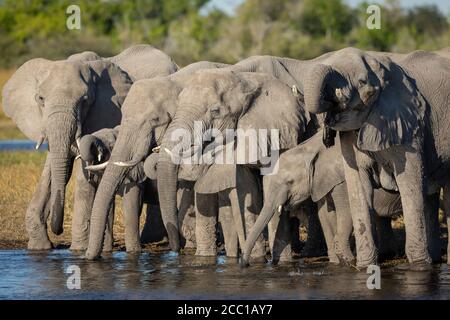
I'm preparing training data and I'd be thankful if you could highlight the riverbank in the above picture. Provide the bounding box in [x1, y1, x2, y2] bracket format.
[0, 151, 135, 249]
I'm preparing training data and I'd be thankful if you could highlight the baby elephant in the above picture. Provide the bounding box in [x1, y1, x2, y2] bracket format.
[79, 127, 166, 252]
[242, 131, 402, 266]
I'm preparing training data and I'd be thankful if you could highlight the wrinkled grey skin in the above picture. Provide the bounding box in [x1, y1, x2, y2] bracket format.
[303, 47, 450, 268]
[2, 45, 178, 250]
[242, 131, 403, 266]
[157, 70, 314, 258]
[78, 127, 155, 252]
[144, 149, 263, 259]
[84, 62, 227, 260]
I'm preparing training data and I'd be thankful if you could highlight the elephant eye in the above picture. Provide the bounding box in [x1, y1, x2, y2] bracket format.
[358, 79, 367, 87]
[35, 94, 44, 106]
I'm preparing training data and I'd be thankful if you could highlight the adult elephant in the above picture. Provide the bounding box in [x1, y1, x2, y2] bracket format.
[242, 131, 403, 266]
[83, 61, 228, 259]
[156, 70, 314, 254]
[302, 47, 450, 268]
[2, 45, 178, 250]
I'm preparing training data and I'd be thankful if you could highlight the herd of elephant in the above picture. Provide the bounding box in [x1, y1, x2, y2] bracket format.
[3, 44, 450, 271]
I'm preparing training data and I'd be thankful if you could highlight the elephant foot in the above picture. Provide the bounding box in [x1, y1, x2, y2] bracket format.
[328, 252, 340, 265]
[102, 242, 113, 253]
[240, 257, 250, 268]
[70, 241, 88, 251]
[355, 251, 378, 268]
[195, 247, 217, 257]
[27, 237, 53, 250]
[84, 249, 102, 261]
[126, 244, 141, 253]
[335, 249, 355, 266]
[250, 255, 267, 264]
[184, 240, 196, 249]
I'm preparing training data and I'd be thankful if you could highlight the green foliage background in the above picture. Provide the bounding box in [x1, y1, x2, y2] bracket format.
[0, 0, 449, 67]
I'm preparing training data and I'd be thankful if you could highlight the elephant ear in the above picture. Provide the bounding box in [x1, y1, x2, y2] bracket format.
[1, 58, 54, 141]
[357, 63, 426, 151]
[193, 141, 238, 193]
[84, 60, 133, 133]
[236, 74, 307, 164]
[194, 164, 237, 194]
[310, 143, 345, 202]
[178, 163, 209, 182]
[67, 51, 101, 62]
[107, 44, 178, 81]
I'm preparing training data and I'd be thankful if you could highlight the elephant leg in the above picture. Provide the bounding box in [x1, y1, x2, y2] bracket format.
[302, 204, 327, 257]
[375, 216, 396, 261]
[178, 186, 196, 249]
[122, 184, 143, 252]
[70, 164, 95, 251]
[268, 210, 291, 264]
[389, 147, 431, 267]
[229, 186, 266, 261]
[425, 192, 441, 262]
[195, 192, 218, 256]
[102, 202, 114, 252]
[26, 154, 52, 250]
[218, 193, 239, 258]
[443, 185, 450, 265]
[340, 131, 377, 267]
[317, 199, 339, 264]
[331, 183, 355, 264]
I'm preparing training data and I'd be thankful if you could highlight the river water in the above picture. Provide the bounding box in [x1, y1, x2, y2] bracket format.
[0, 249, 449, 299]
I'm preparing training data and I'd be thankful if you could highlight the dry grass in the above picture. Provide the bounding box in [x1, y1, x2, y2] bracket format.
[0, 151, 146, 248]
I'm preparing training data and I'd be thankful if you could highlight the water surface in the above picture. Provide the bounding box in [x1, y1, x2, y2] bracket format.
[0, 250, 449, 299]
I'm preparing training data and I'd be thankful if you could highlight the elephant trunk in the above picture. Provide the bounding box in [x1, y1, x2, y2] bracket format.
[304, 64, 337, 114]
[157, 149, 180, 252]
[85, 163, 124, 259]
[46, 110, 77, 235]
[85, 128, 151, 260]
[241, 185, 288, 266]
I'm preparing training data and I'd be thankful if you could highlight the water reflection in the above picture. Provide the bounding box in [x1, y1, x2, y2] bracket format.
[0, 250, 449, 299]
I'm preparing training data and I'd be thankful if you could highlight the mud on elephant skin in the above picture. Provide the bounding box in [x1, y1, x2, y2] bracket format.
[1, 45, 178, 251]
[242, 131, 403, 267]
[303, 47, 449, 268]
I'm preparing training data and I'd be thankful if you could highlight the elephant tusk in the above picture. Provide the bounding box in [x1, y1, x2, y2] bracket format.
[292, 85, 299, 97]
[76, 138, 81, 150]
[85, 161, 109, 171]
[278, 205, 283, 213]
[97, 153, 102, 162]
[152, 146, 161, 153]
[164, 148, 173, 157]
[335, 88, 344, 100]
[35, 136, 46, 150]
[75, 155, 81, 160]
[113, 160, 140, 168]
